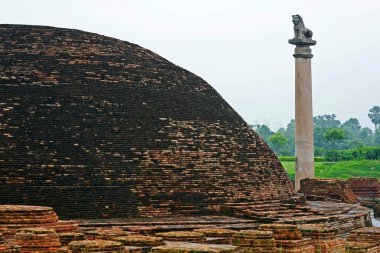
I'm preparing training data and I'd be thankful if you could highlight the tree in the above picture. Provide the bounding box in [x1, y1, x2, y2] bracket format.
[323, 128, 345, 149]
[358, 127, 374, 146]
[342, 118, 361, 139]
[251, 124, 274, 143]
[314, 127, 327, 149]
[283, 119, 295, 155]
[314, 114, 341, 128]
[368, 106, 380, 131]
[269, 133, 288, 156]
[313, 115, 341, 149]
[375, 129, 380, 146]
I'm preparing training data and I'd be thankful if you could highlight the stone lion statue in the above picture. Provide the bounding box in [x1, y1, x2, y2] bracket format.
[292, 14, 313, 39]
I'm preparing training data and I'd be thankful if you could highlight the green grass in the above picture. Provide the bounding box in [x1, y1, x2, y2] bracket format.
[281, 160, 380, 181]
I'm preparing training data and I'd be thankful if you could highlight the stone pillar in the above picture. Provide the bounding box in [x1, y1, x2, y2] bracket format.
[289, 15, 316, 191]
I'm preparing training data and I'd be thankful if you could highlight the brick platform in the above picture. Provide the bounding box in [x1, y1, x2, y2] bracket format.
[115, 235, 164, 247]
[259, 224, 315, 252]
[0, 205, 78, 239]
[152, 241, 237, 253]
[299, 224, 346, 253]
[14, 228, 61, 252]
[345, 242, 378, 253]
[68, 239, 125, 252]
[0, 204, 376, 252]
[0, 233, 14, 252]
[155, 231, 206, 243]
[300, 179, 358, 204]
[347, 227, 380, 245]
[347, 178, 380, 207]
[220, 200, 371, 232]
[347, 178, 380, 198]
[232, 230, 277, 252]
[58, 232, 86, 246]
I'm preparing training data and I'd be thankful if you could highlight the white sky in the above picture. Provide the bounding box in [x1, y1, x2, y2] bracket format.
[1, 0, 379, 130]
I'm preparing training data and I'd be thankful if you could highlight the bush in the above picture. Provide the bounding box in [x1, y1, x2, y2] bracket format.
[324, 146, 380, 161]
[314, 148, 326, 157]
[364, 146, 380, 160]
[325, 150, 342, 162]
[279, 156, 326, 162]
[279, 156, 295, 162]
[314, 157, 326, 162]
[341, 150, 355, 161]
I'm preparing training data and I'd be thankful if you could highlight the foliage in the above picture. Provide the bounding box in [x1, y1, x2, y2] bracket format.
[342, 118, 361, 139]
[252, 108, 378, 156]
[359, 127, 373, 139]
[314, 156, 326, 162]
[313, 114, 341, 149]
[278, 156, 325, 162]
[368, 106, 380, 130]
[323, 128, 345, 149]
[269, 133, 288, 155]
[376, 129, 380, 145]
[279, 156, 296, 161]
[314, 148, 326, 157]
[282, 160, 380, 181]
[283, 119, 295, 155]
[314, 114, 341, 128]
[251, 124, 274, 143]
[325, 150, 343, 161]
[324, 146, 380, 161]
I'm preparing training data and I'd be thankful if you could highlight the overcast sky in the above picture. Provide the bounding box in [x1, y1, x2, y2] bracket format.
[1, 0, 379, 130]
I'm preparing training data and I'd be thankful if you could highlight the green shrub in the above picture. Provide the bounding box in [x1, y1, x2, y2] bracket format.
[314, 157, 326, 162]
[325, 150, 342, 161]
[364, 146, 380, 160]
[279, 156, 325, 162]
[324, 146, 380, 161]
[281, 160, 380, 180]
[341, 150, 355, 161]
[352, 147, 365, 160]
[314, 148, 326, 157]
[278, 156, 295, 162]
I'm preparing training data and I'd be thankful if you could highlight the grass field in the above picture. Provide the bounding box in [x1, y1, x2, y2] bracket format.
[281, 160, 380, 181]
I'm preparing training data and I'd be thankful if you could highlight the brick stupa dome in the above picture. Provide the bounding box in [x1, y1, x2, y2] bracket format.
[0, 25, 294, 218]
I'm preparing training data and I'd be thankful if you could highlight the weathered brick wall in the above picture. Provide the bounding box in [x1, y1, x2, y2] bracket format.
[347, 178, 380, 199]
[300, 178, 358, 204]
[0, 25, 294, 218]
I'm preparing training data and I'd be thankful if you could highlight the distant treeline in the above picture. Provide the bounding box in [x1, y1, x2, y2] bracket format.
[251, 106, 380, 160]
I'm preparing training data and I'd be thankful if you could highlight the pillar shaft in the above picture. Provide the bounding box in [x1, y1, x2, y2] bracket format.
[288, 14, 316, 191]
[294, 51, 314, 191]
